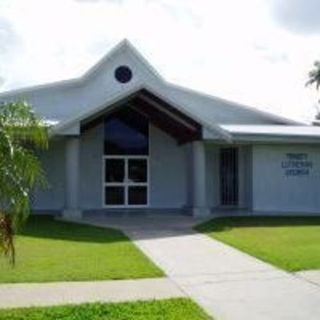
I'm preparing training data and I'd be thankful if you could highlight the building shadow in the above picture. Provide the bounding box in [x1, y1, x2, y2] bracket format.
[19, 215, 129, 244]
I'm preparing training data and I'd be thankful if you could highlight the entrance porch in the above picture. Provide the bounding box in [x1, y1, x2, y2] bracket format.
[33, 90, 252, 218]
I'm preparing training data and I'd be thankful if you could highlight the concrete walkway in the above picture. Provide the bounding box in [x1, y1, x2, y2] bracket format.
[82, 213, 320, 320]
[0, 278, 185, 309]
[296, 270, 320, 286]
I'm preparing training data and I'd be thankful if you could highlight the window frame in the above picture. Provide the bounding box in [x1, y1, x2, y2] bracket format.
[102, 155, 150, 208]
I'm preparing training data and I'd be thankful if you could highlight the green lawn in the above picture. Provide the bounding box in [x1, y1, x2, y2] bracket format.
[0, 215, 163, 283]
[0, 298, 212, 320]
[195, 216, 320, 272]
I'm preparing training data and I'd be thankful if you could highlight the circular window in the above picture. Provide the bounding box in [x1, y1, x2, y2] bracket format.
[114, 66, 132, 83]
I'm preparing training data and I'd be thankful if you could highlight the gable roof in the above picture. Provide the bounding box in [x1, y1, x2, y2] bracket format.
[0, 40, 162, 98]
[50, 83, 233, 141]
[0, 39, 306, 142]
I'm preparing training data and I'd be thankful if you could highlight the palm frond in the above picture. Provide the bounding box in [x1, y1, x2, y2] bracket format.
[0, 101, 49, 265]
[306, 60, 320, 90]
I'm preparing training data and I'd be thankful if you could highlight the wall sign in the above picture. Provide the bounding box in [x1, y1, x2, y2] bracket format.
[281, 153, 313, 176]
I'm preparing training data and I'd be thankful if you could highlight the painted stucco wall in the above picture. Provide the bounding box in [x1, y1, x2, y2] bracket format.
[238, 146, 252, 209]
[252, 145, 320, 213]
[33, 123, 189, 211]
[79, 124, 104, 209]
[32, 138, 66, 211]
[185, 143, 194, 208]
[205, 144, 219, 208]
[33, 128, 259, 213]
[149, 126, 188, 208]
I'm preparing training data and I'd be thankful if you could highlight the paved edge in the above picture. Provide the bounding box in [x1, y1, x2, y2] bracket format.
[0, 278, 186, 309]
[295, 270, 320, 287]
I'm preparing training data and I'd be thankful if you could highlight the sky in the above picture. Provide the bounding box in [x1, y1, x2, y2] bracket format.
[1, 0, 320, 123]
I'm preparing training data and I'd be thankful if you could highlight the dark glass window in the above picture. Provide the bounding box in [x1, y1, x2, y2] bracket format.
[105, 186, 125, 205]
[128, 159, 147, 182]
[105, 159, 125, 182]
[114, 66, 132, 83]
[128, 186, 147, 205]
[104, 108, 149, 155]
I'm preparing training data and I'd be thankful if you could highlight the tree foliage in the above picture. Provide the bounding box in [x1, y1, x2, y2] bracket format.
[306, 61, 320, 90]
[0, 101, 48, 265]
[306, 61, 320, 119]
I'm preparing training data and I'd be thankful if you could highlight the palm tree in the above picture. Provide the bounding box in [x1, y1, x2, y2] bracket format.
[0, 101, 48, 266]
[306, 61, 320, 119]
[307, 61, 320, 90]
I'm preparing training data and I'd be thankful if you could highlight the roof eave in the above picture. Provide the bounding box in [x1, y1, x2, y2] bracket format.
[230, 133, 320, 144]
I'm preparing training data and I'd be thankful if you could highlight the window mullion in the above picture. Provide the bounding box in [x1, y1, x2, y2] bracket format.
[125, 158, 128, 205]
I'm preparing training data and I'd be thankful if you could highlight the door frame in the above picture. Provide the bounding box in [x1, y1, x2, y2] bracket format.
[102, 155, 150, 208]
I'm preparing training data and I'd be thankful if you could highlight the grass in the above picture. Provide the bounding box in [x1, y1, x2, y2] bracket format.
[195, 216, 320, 272]
[0, 215, 163, 283]
[0, 298, 212, 320]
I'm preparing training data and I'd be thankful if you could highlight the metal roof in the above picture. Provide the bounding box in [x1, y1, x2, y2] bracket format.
[220, 125, 320, 142]
[0, 40, 314, 143]
[221, 125, 320, 137]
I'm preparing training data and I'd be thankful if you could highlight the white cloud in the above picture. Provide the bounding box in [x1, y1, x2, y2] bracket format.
[0, 0, 320, 122]
[270, 0, 320, 35]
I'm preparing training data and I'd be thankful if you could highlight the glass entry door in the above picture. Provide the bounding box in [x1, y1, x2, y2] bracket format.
[103, 156, 148, 207]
